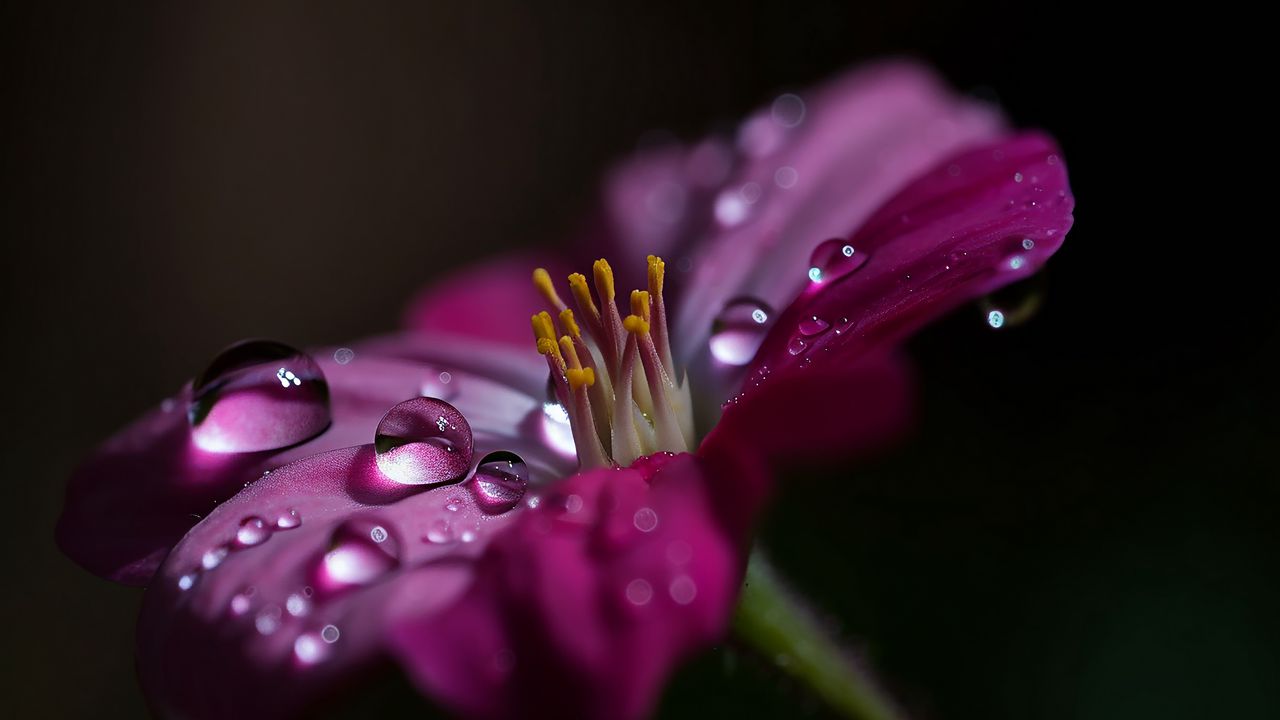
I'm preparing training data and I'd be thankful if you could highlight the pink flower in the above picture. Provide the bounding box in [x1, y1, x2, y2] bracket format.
[58, 62, 1074, 719]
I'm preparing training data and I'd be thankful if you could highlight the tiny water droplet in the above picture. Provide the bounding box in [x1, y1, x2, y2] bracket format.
[294, 632, 328, 664]
[987, 310, 1006, 329]
[709, 297, 774, 366]
[255, 605, 282, 635]
[469, 450, 528, 515]
[626, 578, 654, 606]
[1022, 238, 1035, 250]
[424, 518, 455, 544]
[236, 517, 271, 547]
[374, 398, 474, 485]
[276, 508, 301, 530]
[320, 517, 400, 587]
[286, 592, 310, 617]
[177, 573, 197, 591]
[229, 592, 252, 615]
[332, 347, 355, 365]
[774, 165, 798, 188]
[669, 575, 698, 605]
[787, 337, 807, 355]
[459, 529, 477, 543]
[201, 545, 229, 570]
[771, 93, 806, 127]
[564, 494, 584, 514]
[808, 238, 868, 284]
[321, 624, 340, 643]
[798, 316, 829, 336]
[1014, 172, 1024, 183]
[188, 340, 331, 453]
[633, 507, 659, 533]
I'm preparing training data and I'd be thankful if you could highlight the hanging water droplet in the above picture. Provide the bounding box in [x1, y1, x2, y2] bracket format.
[188, 340, 331, 453]
[787, 337, 807, 355]
[709, 297, 774, 366]
[469, 450, 528, 515]
[236, 516, 271, 547]
[798, 316, 829, 336]
[374, 398, 473, 485]
[276, 508, 302, 530]
[807, 238, 868, 284]
[320, 517, 400, 587]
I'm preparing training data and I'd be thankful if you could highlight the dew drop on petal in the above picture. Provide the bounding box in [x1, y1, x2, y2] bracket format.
[808, 238, 868, 284]
[1022, 238, 1036, 250]
[188, 340, 331, 453]
[374, 398, 473, 485]
[787, 337, 807, 356]
[177, 574, 196, 591]
[798, 316, 829, 336]
[319, 517, 400, 588]
[229, 593, 252, 616]
[424, 518, 455, 544]
[276, 508, 302, 530]
[236, 517, 271, 547]
[469, 450, 528, 515]
[201, 545, 229, 570]
[286, 592, 310, 617]
[709, 297, 774, 366]
[714, 190, 749, 227]
[564, 494, 584, 514]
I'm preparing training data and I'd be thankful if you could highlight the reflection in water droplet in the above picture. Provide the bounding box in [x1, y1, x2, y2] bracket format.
[374, 398, 473, 485]
[808, 238, 869, 284]
[470, 451, 529, 514]
[541, 402, 577, 457]
[798, 316, 829, 336]
[320, 518, 400, 587]
[626, 578, 654, 606]
[276, 509, 302, 530]
[188, 340, 331, 453]
[1008, 255, 1026, 270]
[709, 297, 774, 366]
[987, 310, 1006, 329]
[633, 507, 659, 533]
[787, 337, 807, 356]
[236, 517, 271, 547]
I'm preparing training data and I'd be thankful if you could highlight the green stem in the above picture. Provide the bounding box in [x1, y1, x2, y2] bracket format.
[732, 552, 904, 720]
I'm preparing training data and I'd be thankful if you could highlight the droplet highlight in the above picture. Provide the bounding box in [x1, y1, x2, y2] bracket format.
[320, 517, 400, 588]
[469, 450, 529, 515]
[709, 297, 774, 366]
[808, 238, 868, 284]
[374, 398, 474, 485]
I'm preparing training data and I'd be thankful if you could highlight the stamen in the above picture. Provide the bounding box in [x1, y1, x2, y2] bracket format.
[592, 259, 628, 384]
[647, 255, 676, 379]
[532, 268, 568, 313]
[624, 314, 687, 453]
[559, 336, 610, 468]
[563, 308, 615, 451]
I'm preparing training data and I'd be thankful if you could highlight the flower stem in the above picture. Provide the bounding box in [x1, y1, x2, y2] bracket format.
[732, 552, 904, 720]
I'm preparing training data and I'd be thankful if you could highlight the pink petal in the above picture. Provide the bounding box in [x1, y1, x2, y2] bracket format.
[713, 134, 1073, 466]
[136, 445, 527, 719]
[58, 337, 562, 585]
[587, 62, 1006, 367]
[389, 452, 752, 720]
[402, 253, 572, 347]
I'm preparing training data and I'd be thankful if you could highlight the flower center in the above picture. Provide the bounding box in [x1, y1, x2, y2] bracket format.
[531, 256, 695, 468]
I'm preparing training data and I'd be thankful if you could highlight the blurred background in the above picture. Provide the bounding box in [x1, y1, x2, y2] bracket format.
[1, 2, 1272, 718]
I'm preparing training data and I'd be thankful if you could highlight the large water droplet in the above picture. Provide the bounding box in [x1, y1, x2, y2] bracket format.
[798, 316, 829, 336]
[469, 450, 528, 515]
[374, 398, 473, 485]
[188, 340, 331, 453]
[808, 239, 869, 284]
[276, 509, 302, 530]
[319, 517, 400, 588]
[236, 516, 271, 547]
[709, 297, 774, 366]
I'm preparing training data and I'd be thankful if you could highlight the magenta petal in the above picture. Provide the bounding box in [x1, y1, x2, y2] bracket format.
[403, 253, 572, 347]
[388, 453, 745, 720]
[137, 445, 525, 719]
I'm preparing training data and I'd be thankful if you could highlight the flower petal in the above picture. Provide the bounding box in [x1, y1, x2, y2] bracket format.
[711, 134, 1073, 467]
[403, 253, 572, 348]
[388, 452, 751, 720]
[587, 62, 1006, 367]
[136, 444, 526, 718]
[58, 337, 563, 585]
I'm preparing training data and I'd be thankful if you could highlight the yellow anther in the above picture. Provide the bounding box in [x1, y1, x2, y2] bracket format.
[647, 255, 665, 296]
[537, 311, 557, 340]
[567, 272, 597, 312]
[566, 367, 596, 390]
[630, 290, 650, 322]
[532, 268, 566, 310]
[532, 313, 553, 343]
[536, 337, 563, 364]
[593, 258, 615, 300]
[559, 308, 581, 339]
[623, 314, 650, 335]
[559, 336, 582, 369]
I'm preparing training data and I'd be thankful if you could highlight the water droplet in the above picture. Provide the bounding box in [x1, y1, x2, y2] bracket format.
[470, 450, 528, 515]
[1008, 255, 1026, 270]
[709, 297, 774, 366]
[320, 624, 341, 643]
[332, 347, 355, 365]
[286, 592, 310, 617]
[807, 238, 868, 284]
[1022, 238, 1035, 250]
[1014, 172, 1024, 183]
[276, 509, 302, 530]
[798, 316, 829, 336]
[714, 189, 749, 227]
[236, 517, 271, 547]
[374, 397, 473, 485]
[320, 517, 400, 587]
[626, 578, 654, 606]
[424, 518, 455, 544]
[229, 593, 252, 615]
[669, 575, 698, 605]
[438, 371, 452, 385]
[188, 340, 331, 453]
[459, 529, 477, 543]
[255, 605, 282, 635]
[771, 93, 806, 127]
[564, 494, 584, 514]
[633, 507, 659, 533]
[177, 574, 196, 591]
[294, 632, 328, 664]
[787, 337, 807, 355]
[987, 310, 1006, 329]
[541, 401, 577, 457]
[774, 166, 798, 188]
[201, 545, 229, 570]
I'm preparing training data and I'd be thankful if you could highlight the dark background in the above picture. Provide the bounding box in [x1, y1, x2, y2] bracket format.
[1, 2, 1272, 718]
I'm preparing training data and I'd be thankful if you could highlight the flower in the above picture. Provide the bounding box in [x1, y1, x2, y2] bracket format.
[59, 62, 1074, 719]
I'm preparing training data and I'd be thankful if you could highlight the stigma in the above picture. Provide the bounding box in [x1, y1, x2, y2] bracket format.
[532, 256, 694, 468]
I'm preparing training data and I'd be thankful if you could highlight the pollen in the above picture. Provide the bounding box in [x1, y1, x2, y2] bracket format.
[530, 255, 694, 468]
